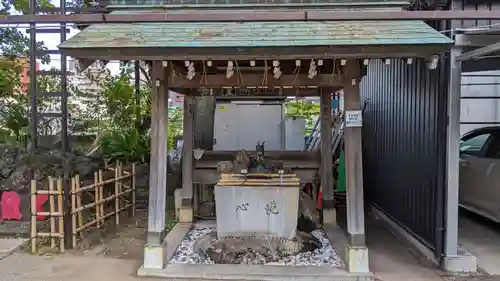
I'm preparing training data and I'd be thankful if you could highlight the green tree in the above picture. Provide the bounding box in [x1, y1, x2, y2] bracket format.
[168, 107, 183, 150]
[1, 0, 51, 61]
[0, 67, 65, 145]
[1, 0, 53, 142]
[285, 99, 320, 134]
[0, 59, 22, 98]
[79, 62, 183, 163]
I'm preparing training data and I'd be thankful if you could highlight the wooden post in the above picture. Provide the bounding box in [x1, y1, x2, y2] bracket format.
[57, 179, 65, 253]
[75, 174, 83, 239]
[117, 162, 123, 216]
[94, 171, 100, 228]
[132, 163, 136, 217]
[30, 180, 37, 254]
[49, 176, 56, 248]
[98, 170, 104, 221]
[320, 87, 335, 224]
[181, 93, 195, 222]
[343, 60, 366, 249]
[71, 177, 77, 249]
[115, 162, 120, 225]
[144, 60, 169, 269]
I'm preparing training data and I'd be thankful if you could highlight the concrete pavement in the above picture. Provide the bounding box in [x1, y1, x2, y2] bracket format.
[0, 217, 497, 281]
[0, 253, 150, 281]
[0, 238, 26, 260]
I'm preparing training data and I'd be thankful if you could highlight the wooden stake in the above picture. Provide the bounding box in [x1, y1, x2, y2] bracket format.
[57, 179, 65, 252]
[118, 162, 124, 216]
[132, 163, 136, 217]
[94, 171, 100, 228]
[119, 162, 123, 216]
[71, 177, 77, 248]
[30, 180, 37, 254]
[48, 177, 56, 248]
[75, 174, 83, 239]
[99, 170, 104, 222]
[114, 162, 120, 225]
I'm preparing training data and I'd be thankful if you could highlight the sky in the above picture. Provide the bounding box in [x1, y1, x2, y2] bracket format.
[31, 0, 120, 74]
[38, 24, 120, 74]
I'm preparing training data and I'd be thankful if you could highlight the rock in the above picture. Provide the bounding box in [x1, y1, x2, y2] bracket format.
[193, 234, 321, 265]
[0, 160, 8, 172]
[193, 230, 217, 256]
[233, 150, 251, 173]
[2, 163, 32, 190]
[70, 154, 103, 179]
[296, 231, 322, 253]
[216, 161, 233, 174]
[297, 190, 320, 231]
[77, 228, 106, 251]
[1, 165, 14, 178]
[0, 144, 105, 191]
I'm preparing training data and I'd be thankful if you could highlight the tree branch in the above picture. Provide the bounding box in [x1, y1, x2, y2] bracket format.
[139, 63, 151, 86]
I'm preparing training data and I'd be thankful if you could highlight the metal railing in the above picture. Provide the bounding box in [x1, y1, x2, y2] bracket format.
[305, 98, 369, 156]
[305, 113, 344, 157]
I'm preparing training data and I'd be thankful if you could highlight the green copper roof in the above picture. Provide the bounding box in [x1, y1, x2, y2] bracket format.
[59, 13, 452, 50]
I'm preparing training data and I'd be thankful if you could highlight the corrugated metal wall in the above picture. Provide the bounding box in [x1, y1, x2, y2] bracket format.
[360, 58, 448, 255]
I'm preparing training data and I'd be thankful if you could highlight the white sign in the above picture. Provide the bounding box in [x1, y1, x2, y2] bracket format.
[345, 110, 363, 128]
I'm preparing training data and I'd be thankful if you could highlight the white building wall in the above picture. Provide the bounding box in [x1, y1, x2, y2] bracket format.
[460, 70, 500, 135]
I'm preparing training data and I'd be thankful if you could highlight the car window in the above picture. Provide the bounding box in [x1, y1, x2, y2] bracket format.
[485, 134, 500, 159]
[460, 133, 491, 157]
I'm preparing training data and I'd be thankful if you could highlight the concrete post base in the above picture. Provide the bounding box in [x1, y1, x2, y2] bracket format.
[323, 208, 337, 225]
[179, 207, 193, 223]
[346, 246, 370, 273]
[442, 254, 477, 273]
[174, 189, 182, 220]
[144, 243, 167, 269]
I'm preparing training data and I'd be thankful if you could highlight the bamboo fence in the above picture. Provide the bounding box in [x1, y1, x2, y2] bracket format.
[30, 177, 64, 253]
[30, 162, 136, 253]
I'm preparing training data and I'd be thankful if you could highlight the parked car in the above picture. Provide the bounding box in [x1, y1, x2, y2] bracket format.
[459, 126, 500, 222]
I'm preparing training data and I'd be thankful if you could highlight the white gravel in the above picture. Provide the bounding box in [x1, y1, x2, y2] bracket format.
[170, 227, 344, 267]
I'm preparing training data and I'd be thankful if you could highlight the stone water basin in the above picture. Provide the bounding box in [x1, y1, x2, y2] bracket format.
[170, 227, 344, 267]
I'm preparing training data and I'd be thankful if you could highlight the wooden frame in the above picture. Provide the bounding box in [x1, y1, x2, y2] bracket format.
[30, 162, 137, 253]
[3, 10, 500, 25]
[217, 173, 301, 186]
[60, 45, 449, 62]
[164, 73, 343, 88]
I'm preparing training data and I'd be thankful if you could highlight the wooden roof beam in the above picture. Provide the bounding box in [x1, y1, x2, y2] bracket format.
[165, 72, 342, 88]
[3, 10, 500, 24]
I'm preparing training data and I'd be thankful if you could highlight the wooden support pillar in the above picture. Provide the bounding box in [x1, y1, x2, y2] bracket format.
[343, 59, 369, 273]
[320, 88, 336, 224]
[180, 91, 195, 222]
[144, 61, 169, 269]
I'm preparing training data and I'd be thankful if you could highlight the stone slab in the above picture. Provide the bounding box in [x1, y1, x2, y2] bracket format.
[138, 263, 373, 281]
[143, 222, 192, 270]
[138, 220, 374, 281]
